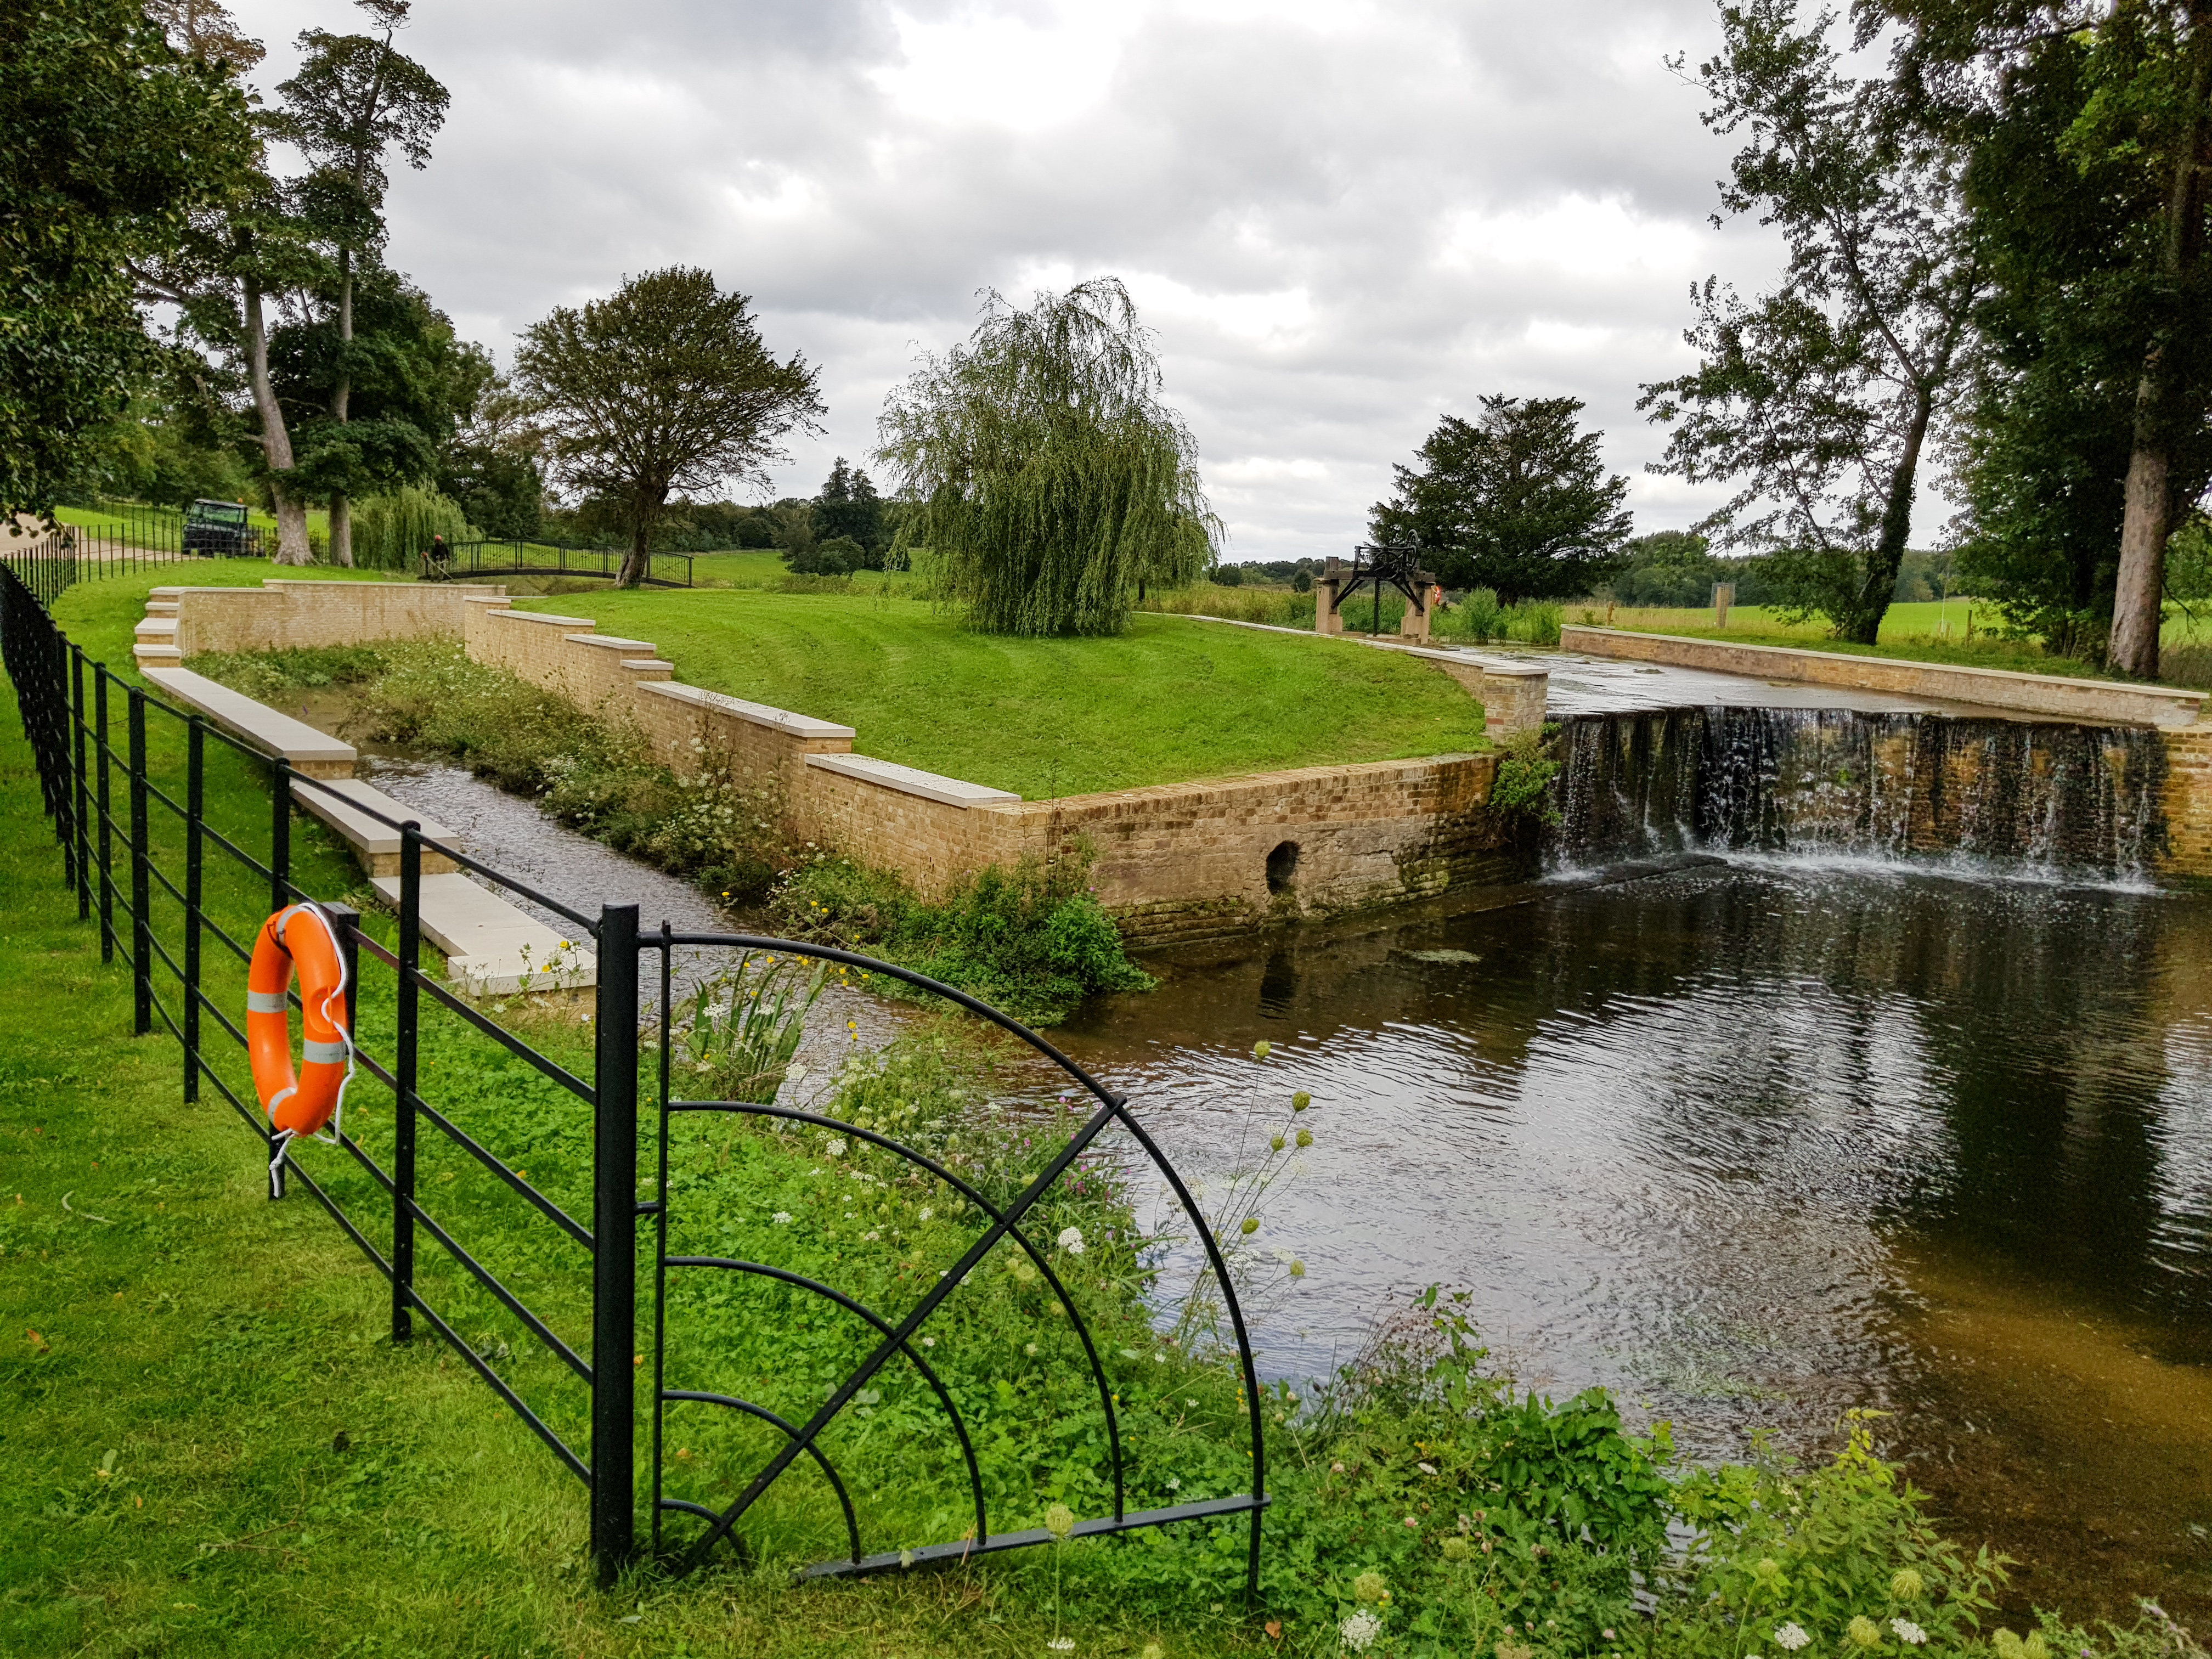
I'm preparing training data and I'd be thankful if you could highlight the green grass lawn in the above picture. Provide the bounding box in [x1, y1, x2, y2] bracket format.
[509, 586, 1486, 799]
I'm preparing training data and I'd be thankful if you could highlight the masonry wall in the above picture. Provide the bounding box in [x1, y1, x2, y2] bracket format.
[149, 577, 1541, 942]
[2163, 728, 2212, 886]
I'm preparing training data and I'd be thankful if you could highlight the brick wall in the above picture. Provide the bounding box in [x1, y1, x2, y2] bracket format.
[166, 580, 510, 654]
[2163, 728, 2212, 885]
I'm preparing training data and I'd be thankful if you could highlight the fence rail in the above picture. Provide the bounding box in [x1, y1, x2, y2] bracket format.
[0, 548, 1263, 1598]
[426, 539, 694, 588]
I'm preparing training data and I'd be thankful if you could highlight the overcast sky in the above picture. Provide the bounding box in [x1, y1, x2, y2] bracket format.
[225, 0, 1786, 562]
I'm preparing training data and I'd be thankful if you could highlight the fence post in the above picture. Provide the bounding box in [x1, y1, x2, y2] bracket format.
[324, 900, 362, 1065]
[95, 672, 114, 963]
[184, 717, 205, 1101]
[392, 826, 421, 1329]
[71, 646, 89, 921]
[590, 902, 640, 1586]
[127, 689, 151, 1036]
[270, 759, 292, 912]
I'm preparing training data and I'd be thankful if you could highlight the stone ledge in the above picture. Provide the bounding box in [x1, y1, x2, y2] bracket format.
[637, 680, 856, 741]
[566, 633, 657, 653]
[293, 778, 461, 876]
[140, 665, 358, 777]
[1561, 625, 2208, 728]
[805, 751, 1021, 808]
[487, 608, 596, 630]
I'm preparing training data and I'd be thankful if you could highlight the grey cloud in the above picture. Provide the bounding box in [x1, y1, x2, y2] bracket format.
[231, 0, 1771, 557]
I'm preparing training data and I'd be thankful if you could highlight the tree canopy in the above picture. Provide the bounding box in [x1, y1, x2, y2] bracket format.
[875, 277, 1218, 636]
[1640, 0, 1982, 644]
[1368, 397, 1632, 601]
[1, 0, 253, 525]
[514, 266, 823, 588]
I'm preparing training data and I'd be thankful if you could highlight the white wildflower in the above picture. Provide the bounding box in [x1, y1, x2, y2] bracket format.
[1057, 1226, 1085, 1255]
[918, 1206, 933, 1222]
[1775, 1626, 1812, 1653]
[1046, 1641, 1074, 1654]
[771, 1212, 793, 1225]
[785, 1062, 807, 1082]
[1892, 1620, 1928, 1646]
[1339, 1610, 1383, 1654]
[824, 1137, 847, 1158]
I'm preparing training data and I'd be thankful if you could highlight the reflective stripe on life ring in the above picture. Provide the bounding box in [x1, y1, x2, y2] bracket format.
[247, 903, 352, 1137]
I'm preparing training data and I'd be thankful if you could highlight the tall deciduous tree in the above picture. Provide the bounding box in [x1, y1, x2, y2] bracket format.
[1640, 0, 1983, 644]
[1369, 398, 1632, 601]
[275, 0, 447, 567]
[876, 278, 1217, 636]
[1, 1, 252, 525]
[1883, 0, 2212, 677]
[514, 267, 823, 588]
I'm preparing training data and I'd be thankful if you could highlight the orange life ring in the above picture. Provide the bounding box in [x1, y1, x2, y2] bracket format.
[248, 903, 353, 1138]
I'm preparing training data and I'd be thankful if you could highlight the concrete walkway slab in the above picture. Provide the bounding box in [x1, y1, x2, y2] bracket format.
[141, 665, 358, 777]
[368, 873, 597, 995]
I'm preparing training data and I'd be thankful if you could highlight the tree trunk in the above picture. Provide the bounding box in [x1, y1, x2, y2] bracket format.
[618, 490, 658, 588]
[244, 282, 313, 566]
[329, 246, 354, 567]
[2109, 8, 2212, 680]
[1841, 392, 1933, 646]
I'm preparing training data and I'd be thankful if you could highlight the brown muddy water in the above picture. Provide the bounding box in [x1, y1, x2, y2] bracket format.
[1059, 864, 2212, 1622]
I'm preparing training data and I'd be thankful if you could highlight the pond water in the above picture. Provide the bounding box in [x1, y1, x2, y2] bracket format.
[1059, 863, 2212, 1620]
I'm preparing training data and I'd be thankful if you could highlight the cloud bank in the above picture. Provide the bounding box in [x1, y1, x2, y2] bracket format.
[229, 0, 1783, 559]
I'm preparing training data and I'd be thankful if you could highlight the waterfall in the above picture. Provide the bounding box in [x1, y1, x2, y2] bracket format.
[1550, 707, 2168, 883]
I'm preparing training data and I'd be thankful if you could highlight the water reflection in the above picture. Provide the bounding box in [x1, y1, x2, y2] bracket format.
[1062, 864, 2212, 1616]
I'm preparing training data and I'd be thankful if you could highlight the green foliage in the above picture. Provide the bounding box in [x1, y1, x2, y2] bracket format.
[0, 0, 255, 520]
[190, 642, 390, 699]
[772, 849, 1154, 1027]
[807, 456, 887, 560]
[1639, 0, 1982, 645]
[348, 483, 476, 569]
[1370, 397, 1632, 601]
[1488, 725, 1563, 821]
[1432, 589, 1566, 647]
[1142, 582, 1320, 629]
[674, 952, 825, 1103]
[876, 276, 1219, 636]
[515, 267, 824, 588]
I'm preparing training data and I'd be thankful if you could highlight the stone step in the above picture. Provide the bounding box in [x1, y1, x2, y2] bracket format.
[139, 665, 358, 777]
[366, 872, 597, 995]
[133, 644, 184, 666]
[134, 617, 178, 639]
[292, 778, 462, 877]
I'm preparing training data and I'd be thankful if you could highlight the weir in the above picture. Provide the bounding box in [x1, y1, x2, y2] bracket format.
[1550, 704, 2169, 883]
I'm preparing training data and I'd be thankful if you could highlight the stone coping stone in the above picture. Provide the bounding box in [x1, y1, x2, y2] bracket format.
[134, 617, 179, 635]
[367, 873, 596, 994]
[620, 659, 674, 672]
[566, 633, 657, 653]
[487, 607, 596, 629]
[1561, 625, 2208, 728]
[294, 778, 458, 856]
[635, 680, 856, 741]
[805, 751, 1020, 808]
[141, 665, 358, 770]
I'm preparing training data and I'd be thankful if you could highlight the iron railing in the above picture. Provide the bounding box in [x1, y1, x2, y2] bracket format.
[0, 548, 1265, 1596]
[424, 539, 694, 588]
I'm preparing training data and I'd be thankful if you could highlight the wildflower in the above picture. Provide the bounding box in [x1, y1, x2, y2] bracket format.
[1774, 1626, 1812, 1653]
[918, 1207, 933, 1222]
[1330, 1461, 1345, 1474]
[1238, 1216, 1259, 1235]
[1402, 1516, 1419, 1530]
[1043, 1502, 1076, 1541]
[1025, 1342, 1039, 1357]
[1271, 1135, 1285, 1152]
[824, 1137, 846, 1157]
[1139, 1646, 1165, 1659]
[1892, 1620, 1928, 1646]
[771, 1212, 793, 1224]
[1046, 1641, 1074, 1654]
[1441, 1536, 1471, 1561]
[1848, 1617, 1883, 1649]
[1253, 1041, 1272, 1060]
[1292, 1091, 1311, 1111]
[1057, 1226, 1085, 1255]
[1296, 1127, 1314, 1148]
[1339, 1610, 1383, 1654]
[786, 1062, 808, 1082]
[921, 1336, 935, 1348]
[899, 1548, 915, 1568]
[1351, 1571, 1387, 1605]
[1166, 1476, 1180, 1489]
[1289, 1260, 1306, 1278]
[1891, 1567, 1925, 1601]
[1153, 1352, 1165, 1363]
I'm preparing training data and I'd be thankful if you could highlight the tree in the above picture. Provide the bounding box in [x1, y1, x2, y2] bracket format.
[1639, 0, 1983, 644]
[1369, 398, 1632, 601]
[1881, 0, 2212, 676]
[274, 0, 447, 566]
[1, 1, 253, 525]
[514, 267, 823, 588]
[811, 457, 885, 557]
[875, 277, 1218, 636]
[439, 372, 545, 540]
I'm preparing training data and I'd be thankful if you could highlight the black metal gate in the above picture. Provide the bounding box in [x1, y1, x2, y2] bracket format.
[0, 546, 1265, 1595]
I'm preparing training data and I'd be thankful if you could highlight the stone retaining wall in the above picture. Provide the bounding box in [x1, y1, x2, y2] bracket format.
[143, 578, 1523, 938]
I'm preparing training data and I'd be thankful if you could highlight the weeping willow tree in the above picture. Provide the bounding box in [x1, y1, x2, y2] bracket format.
[351, 483, 475, 568]
[875, 278, 1219, 636]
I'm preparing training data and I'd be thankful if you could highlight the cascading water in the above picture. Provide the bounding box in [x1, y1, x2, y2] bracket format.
[1549, 706, 2168, 883]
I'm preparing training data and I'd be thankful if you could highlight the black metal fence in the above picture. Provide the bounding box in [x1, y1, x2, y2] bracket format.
[0, 550, 1264, 1595]
[425, 539, 694, 588]
[7, 506, 193, 591]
